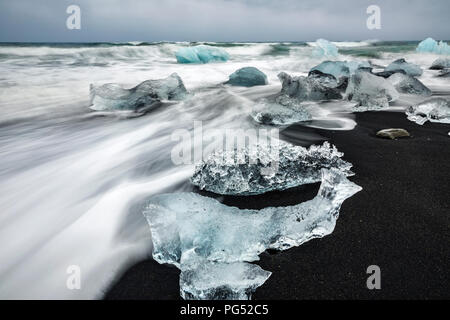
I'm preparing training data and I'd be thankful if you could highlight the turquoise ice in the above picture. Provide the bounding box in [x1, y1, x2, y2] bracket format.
[175, 45, 230, 64]
[312, 39, 339, 58]
[225, 67, 268, 87]
[417, 38, 450, 55]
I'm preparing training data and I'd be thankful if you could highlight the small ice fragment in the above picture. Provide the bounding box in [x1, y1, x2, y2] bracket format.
[175, 45, 230, 64]
[226, 67, 268, 87]
[251, 95, 313, 125]
[191, 141, 353, 195]
[430, 58, 450, 70]
[406, 98, 450, 125]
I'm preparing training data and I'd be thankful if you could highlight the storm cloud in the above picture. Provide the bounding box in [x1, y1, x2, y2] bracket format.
[0, 0, 448, 42]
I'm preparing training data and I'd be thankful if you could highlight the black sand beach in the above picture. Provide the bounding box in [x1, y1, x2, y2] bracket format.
[106, 111, 450, 300]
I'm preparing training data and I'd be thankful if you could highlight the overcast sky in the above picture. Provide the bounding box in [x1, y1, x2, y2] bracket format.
[0, 0, 448, 42]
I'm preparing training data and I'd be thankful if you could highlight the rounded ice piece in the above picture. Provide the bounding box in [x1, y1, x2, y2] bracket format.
[226, 67, 268, 87]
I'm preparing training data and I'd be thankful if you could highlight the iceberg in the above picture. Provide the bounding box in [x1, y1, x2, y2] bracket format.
[387, 73, 431, 96]
[430, 58, 450, 70]
[175, 45, 230, 64]
[312, 39, 339, 58]
[384, 59, 423, 77]
[191, 141, 353, 195]
[89, 73, 187, 111]
[345, 70, 399, 111]
[309, 60, 371, 82]
[225, 67, 268, 87]
[251, 95, 313, 125]
[144, 169, 362, 300]
[417, 38, 450, 55]
[278, 72, 342, 101]
[406, 98, 450, 125]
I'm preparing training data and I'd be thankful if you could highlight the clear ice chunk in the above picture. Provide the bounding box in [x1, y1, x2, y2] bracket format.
[225, 67, 268, 87]
[175, 45, 230, 64]
[430, 58, 450, 70]
[309, 60, 371, 82]
[406, 98, 450, 125]
[312, 39, 339, 58]
[144, 169, 362, 300]
[89, 73, 187, 111]
[345, 70, 399, 111]
[387, 73, 431, 96]
[384, 58, 423, 77]
[251, 95, 313, 125]
[191, 141, 353, 195]
[417, 38, 450, 55]
[278, 72, 342, 101]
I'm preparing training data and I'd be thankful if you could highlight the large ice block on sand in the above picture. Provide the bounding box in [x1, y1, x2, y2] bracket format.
[406, 98, 450, 125]
[175, 45, 230, 64]
[144, 168, 362, 300]
[191, 141, 353, 195]
[416, 38, 450, 55]
[384, 59, 423, 77]
[89, 73, 187, 111]
[226, 67, 268, 87]
[345, 70, 399, 111]
[312, 39, 339, 58]
[278, 72, 342, 101]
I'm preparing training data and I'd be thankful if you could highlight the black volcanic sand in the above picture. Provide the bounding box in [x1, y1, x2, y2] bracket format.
[106, 111, 450, 300]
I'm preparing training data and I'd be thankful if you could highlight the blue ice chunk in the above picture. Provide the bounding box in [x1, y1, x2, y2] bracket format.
[310, 60, 371, 80]
[312, 39, 339, 58]
[175, 45, 230, 64]
[416, 38, 450, 55]
[226, 67, 268, 87]
[144, 168, 362, 300]
[384, 59, 423, 77]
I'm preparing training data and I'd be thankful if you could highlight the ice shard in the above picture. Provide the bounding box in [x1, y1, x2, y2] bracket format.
[406, 98, 450, 125]
[144, 169, 362, 300]
[251, 95, 313, 125]
[416, 38, 450, 55]
[387, 73, 431, 96]
[278, 72, 342, 101]
[225, 67, 268, 87]
[175, 45, 230, 64]
[384, 59, 423, 77]
[312, 39, 339, 58]
[89, 73, 187, 111]
[309, 60, 371, 82]
[191, 141, 353, 195]
[345, 70, 399, 111]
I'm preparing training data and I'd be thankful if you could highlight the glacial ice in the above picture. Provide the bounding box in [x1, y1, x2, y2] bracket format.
[345, 70, 399, 111]
[191, 141, 353, 195]
[226, 67, 268, 87]
[387, 73, 431, 96]
[384, 59, 423, 77]
[430, 58, 450, 70]
[278, 72, 342, 101]
[144, 169, 362, 300]
[251, 95, 313, 125]
[175, 45, 230, 64]
[406, 98, 450, 125]
[312, 39, 339, 58]
[309, 60, 371, 82]
[416, 38, 450, 55]
[89, 73, 187, 111]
